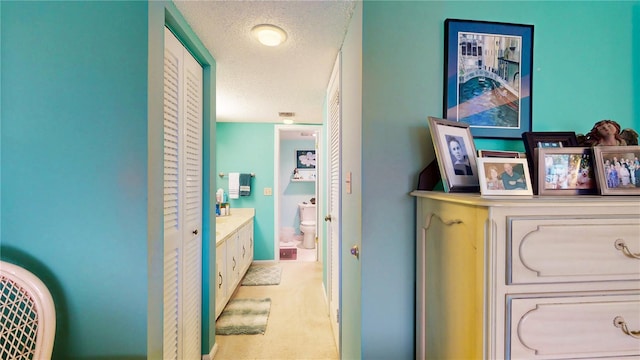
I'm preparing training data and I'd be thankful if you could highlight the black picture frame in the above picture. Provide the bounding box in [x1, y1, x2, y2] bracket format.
[522, 131, 579, 193]
[296, 150, 316, 169]
[443, 19, 534, 139]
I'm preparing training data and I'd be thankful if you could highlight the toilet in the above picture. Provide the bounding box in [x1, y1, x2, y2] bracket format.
[298, 202, 316, 249]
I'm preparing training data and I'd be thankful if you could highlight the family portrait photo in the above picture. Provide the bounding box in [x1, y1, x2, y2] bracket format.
[593, 146, 640, 195]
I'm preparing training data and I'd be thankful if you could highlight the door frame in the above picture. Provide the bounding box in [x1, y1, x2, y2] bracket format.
[273, 125, 324, 262]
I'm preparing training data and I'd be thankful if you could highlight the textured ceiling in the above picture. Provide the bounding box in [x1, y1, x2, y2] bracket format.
[174, 0, 356, 125]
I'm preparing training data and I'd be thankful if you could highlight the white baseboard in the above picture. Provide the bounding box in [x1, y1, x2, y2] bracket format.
[202, 343, 219, 360]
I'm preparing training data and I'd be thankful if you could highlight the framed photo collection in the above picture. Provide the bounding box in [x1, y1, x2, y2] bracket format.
[421, 19, 638, 198]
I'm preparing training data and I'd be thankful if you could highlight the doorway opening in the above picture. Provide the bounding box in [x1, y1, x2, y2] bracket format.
[274, 125, 323, 263]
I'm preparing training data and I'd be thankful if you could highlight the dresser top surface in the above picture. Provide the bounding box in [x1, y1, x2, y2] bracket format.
[411, 190, 640, 209]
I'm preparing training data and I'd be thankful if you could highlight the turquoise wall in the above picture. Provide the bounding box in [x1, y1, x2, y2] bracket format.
[216, 123, 275, 260]
[2, 1, 217, 358]
[1, 1, 148, 358]
[359, 1, 639, 358]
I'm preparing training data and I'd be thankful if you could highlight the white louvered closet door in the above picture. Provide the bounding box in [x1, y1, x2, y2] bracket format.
[327, 52, 342, 351]
[163, 26, 202, 360]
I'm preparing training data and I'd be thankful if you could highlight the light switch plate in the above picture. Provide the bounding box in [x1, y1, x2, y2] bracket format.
[264, 187, 273, 196]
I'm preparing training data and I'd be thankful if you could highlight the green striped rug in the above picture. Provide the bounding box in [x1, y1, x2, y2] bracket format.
[241, 265, 282, 286]
[216, 298, 271, 335]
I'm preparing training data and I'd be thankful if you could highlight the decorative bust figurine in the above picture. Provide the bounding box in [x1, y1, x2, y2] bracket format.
[579, 119, 637, 146]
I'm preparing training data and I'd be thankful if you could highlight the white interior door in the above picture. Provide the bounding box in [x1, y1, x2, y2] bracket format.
[163, 27, 202, 360]
[326, 52, 342, 350]
[180, 37, 203, 360]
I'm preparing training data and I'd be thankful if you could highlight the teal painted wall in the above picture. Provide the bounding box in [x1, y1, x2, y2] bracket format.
[216, 123, 275, 260]
[2, 1, 217, 358]
[360, 1, 639, 358]
[1, 1, 148, 358]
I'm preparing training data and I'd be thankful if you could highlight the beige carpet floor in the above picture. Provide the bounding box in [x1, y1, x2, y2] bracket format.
[214, 261, 339, 360]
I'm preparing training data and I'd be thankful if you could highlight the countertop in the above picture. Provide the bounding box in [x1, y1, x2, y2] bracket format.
[216, 208, 255, 245]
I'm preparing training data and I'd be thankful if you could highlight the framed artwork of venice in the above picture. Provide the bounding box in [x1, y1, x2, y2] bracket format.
[443, 19, 534, 139]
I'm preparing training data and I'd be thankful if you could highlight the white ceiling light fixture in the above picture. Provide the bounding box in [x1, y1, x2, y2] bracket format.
[251, 24, 288, 47]
[283, 119, 294, 125]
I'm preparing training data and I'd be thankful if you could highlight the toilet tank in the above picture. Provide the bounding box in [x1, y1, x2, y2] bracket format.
[299, 203, 316, 222]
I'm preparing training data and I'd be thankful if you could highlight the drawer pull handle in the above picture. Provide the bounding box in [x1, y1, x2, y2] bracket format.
[614, 239, 640, 259]
[613, 316, 640, 339]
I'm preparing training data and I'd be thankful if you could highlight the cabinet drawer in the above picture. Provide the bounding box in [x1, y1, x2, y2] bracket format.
[508, 294, 640, 359]
[508, 217, 640, 284]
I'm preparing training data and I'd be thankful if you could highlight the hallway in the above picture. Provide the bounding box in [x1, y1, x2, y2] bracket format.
[213, 261, 339, 359]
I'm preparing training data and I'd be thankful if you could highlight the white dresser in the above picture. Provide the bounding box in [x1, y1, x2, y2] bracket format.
[412, 191, 640, 359]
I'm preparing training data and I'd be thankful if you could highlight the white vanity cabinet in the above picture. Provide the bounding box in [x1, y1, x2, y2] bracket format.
[215, 208, 255, 319]
[412, 191, 640, 360]
[238, 219, 254, 276]
[215, 240, 227, 316]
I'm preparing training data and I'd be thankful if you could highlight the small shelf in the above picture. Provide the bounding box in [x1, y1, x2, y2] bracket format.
[291, 178, 315, 182]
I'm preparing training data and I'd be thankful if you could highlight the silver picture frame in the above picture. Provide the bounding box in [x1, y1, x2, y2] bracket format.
[427, 116, 479, 192]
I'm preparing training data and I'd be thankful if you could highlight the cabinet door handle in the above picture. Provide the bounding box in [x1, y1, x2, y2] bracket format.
[193, 229, 199, 235]
[218, 272, 223, 288]
[614, 239, 640, 259]
[232, 257, 236, 270]
[613, 316, 640, 339]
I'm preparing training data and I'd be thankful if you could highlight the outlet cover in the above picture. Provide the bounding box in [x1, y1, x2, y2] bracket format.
[264, 187, 273, 196]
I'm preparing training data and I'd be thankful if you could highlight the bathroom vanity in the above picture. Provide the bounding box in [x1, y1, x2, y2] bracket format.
[412, 191, 640, 359]
[215, 208, 255, 319]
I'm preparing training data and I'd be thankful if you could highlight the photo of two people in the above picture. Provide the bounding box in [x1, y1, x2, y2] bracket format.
[483, 162, 528, 190]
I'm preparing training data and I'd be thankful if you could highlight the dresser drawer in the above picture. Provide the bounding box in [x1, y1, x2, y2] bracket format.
[508, 294, 640, 359]
[508, 217, 640, 284]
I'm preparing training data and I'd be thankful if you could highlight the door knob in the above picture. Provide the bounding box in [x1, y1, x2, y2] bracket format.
[324, 214, 332, 222]
[350, 245, 359, 259]
[193, 229, 199, 235]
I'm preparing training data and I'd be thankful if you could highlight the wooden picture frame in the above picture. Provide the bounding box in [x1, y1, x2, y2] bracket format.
[592, 145, 640, 195]
[522, 131, 579, 192]
[477, 149, 525, 158]
[477, 157, 533, 196]
[536, 147, 597, 195]
[427, 116, 479, 192]
[443, 19, 534, 139]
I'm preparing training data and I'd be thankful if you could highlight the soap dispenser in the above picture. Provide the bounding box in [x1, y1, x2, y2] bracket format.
[216, 188, 224, 216]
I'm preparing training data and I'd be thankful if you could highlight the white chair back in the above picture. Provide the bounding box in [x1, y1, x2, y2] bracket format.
[1, 260, 56, 359]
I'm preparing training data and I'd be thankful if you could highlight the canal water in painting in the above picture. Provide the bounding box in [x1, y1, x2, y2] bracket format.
[458, 77, 518, 128]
